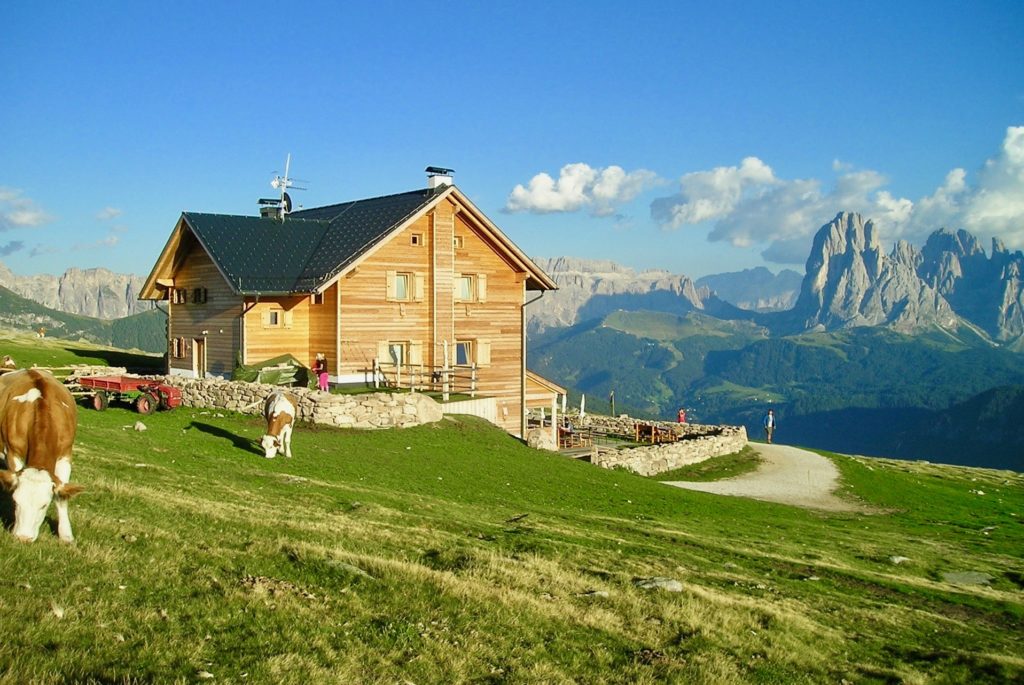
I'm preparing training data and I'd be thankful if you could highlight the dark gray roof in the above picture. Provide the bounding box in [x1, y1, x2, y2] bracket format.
[183, 188, 444, 294]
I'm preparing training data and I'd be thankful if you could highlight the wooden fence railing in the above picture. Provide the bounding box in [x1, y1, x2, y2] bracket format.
[371, 360, 478, 401]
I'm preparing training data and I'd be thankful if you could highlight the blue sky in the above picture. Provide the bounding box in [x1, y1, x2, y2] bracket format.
[2, 1, 1022, 279]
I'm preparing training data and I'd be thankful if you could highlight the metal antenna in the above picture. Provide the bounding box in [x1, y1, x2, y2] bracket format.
[268, 153, 307, 219]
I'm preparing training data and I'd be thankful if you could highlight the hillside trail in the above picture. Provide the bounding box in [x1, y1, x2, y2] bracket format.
[662, 443, 865, 512]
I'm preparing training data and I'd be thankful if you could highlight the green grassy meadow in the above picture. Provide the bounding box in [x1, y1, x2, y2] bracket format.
[0, 331, 163, 373]
[1, 396, 1022, 683]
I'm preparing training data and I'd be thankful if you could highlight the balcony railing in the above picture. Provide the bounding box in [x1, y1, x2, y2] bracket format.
[371, 360, 478, 401]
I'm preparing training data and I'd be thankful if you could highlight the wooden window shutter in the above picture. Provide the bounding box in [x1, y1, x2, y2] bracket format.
[476, 339, 491, 366]
[409, 341, 423, 365]
[262, 310, 271, 328]
[477, 274, 487, 302]
[283, 310, 293, 329]
[376, 341, 389, 363]
[413, 273, 425, 301]
[385, 270, 397, 301]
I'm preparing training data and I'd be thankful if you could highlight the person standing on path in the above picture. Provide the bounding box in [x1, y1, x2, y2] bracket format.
[763, 409, 776, 444]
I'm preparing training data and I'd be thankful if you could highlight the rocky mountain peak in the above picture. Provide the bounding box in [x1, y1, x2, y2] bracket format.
[792, 212, 956, 332]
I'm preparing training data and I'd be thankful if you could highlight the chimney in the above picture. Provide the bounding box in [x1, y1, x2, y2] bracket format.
[425, 166, 454, 189]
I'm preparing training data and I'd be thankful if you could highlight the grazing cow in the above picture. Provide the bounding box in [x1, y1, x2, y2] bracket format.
[0, 369, 82, 543]
[261, 391, 296, 459]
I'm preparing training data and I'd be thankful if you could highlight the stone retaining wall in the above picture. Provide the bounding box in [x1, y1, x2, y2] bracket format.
[162, 377, 443, 429]
[579, 414, 749, 476]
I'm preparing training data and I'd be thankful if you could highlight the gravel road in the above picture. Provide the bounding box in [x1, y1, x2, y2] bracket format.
[662, 443, 864, 512]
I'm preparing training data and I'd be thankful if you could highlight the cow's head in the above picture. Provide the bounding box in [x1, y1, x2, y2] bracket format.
[0, 468, 83, 542]
[261, 434, 282, 459]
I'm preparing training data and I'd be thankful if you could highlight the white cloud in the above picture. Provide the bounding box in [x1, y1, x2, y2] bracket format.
[650, 127, 1024, 263]
[96, 207, 123, 221]
[961, 126, 1024, 241]
[651, 157, 778, 228]
[505, 163, 660, 216]
[0, 187, 53, 230]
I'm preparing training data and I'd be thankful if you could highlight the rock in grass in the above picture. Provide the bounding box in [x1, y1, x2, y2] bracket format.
[942, 571, 993, 585]
[633, 577, 683, 592]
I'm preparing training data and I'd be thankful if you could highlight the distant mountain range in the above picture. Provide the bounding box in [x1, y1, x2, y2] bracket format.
[531, 213, 1024, 349]
[0, 261, 152, 320]
[0, 285, 165, 353]
[695, 267, 802, 312]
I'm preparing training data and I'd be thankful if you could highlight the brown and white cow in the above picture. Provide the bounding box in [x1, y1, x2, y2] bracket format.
[261, 391, 296, 459]
[0, 369, 82, 543]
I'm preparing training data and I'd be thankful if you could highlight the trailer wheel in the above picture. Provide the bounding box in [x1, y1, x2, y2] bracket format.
[92, 391, 109, 411]
[135, 392, 158, 415]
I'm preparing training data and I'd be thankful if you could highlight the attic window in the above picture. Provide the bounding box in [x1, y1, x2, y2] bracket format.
[411, 233, 423, 246]
[192, 287, 208, 304]
[453, 236, 464, 249]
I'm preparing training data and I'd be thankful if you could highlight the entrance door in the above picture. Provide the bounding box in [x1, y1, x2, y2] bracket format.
[193, 338, 207, 378]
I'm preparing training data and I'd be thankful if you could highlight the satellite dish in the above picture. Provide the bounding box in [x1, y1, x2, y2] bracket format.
[259, 154, 307, 220]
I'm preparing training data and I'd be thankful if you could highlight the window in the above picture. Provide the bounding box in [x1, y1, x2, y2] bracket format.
[455, 274, 487, 302]
[455, 340, 472, 366]
[453, 236, 464, 249]
[386, 271, 424, 302]
[411, 233, 423, 246]
[388, 342, 408, 367]
[262, 308, 291, 328]
[192, 287, 208, 304]
[455, 340, 490, 366]
[456, 275, 475, 302]
[395, 273, 410, 300]
[171, 337, 187, 359]
[172, 288, 187, 304]
[377, 340, 422, 368]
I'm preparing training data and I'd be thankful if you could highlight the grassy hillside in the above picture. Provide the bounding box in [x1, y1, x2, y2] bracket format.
[1, 406, 1021, 683]
[0, 331, 163, 372]
[530, 311, 768, 416]
[0, 286, 166, 354]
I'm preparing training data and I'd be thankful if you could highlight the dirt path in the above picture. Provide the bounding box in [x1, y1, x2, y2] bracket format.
[662, 443, 864, 512]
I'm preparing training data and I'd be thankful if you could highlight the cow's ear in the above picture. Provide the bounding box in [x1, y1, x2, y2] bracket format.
[56, 483, 85, 499]
[0, 471, 17, 491]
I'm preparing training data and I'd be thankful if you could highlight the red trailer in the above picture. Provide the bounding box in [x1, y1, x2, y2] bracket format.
[77, 375, 182, 414]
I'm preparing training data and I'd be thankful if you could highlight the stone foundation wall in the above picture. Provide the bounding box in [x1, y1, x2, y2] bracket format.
[580, 414, 748, 476]
[161, 377, 443, 429]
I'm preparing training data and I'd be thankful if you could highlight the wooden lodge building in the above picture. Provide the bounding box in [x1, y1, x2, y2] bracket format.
[140, 169, 559, 436]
